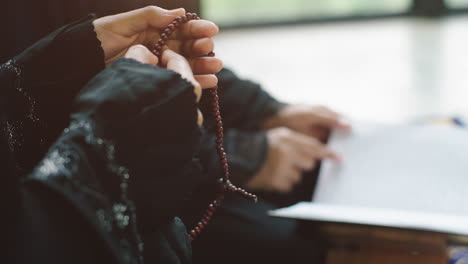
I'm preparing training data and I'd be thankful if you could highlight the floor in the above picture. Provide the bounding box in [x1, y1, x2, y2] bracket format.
[213, 15, 468, 123]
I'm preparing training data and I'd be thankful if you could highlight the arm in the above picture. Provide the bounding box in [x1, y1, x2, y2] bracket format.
[200, 69, 351, 193]
[2, 7, 220, 175]
[1, 15, 106, 174]
[19, 50, 203, 262]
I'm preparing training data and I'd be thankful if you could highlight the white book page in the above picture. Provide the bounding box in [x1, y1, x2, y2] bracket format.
[270, 202, 468, 235]
[270, 122, 468, 235]
[314, 122, 468, 216]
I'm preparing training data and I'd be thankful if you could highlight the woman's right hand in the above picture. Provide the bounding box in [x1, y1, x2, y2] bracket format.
[93, 6, 222, 89]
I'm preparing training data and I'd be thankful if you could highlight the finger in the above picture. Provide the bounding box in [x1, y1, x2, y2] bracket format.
[101, 7, 186, 37]
[276, 171, 301, 193]
[124, 45, 159, 65]
[289, 168, 303, 184]
[287, 131, 341, 163]
[186, 38, 215, 56]
[285, 131, 320, 156]
[307, 127, 329, 142]
[194, 75, 218, 89]
[167, 37, 215, 57]
[140, 7, 186, 32]
[161, 49, 202, 100]
[309, 142, 342, 163]
[189, 57, 223, 75]
[290, 150, 317, 171]
[161, 49, 192, 77]
[170, 19, 219, 40]
[197, 108, 204, 126]
[311, 107, 352, 130]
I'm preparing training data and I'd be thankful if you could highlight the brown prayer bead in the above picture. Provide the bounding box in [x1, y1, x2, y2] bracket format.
[150, 13, 257, 242]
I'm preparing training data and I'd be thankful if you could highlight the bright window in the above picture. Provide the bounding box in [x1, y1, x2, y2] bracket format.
[202, 0, 411, 26]
[446, 0, 468, 8]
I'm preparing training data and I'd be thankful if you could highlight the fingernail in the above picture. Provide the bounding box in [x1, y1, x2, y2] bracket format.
[339, 117, 352, 130]
[332, 153, 343, 163]
[197, 109, 204, 126]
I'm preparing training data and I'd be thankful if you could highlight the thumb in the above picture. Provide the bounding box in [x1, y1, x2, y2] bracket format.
[162, 49, 202, 100]
[124, 45, 159, 66]
[311, 112, 352, 131]
[314, 144, 342, 163]
[110, 7, 186, 34]
[145, 7, 186, 29]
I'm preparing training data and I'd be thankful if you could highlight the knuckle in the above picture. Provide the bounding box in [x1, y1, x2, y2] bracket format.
[283, 184, 293, 193]
[314, 104, 327, 111]
[143, 6, 160, 14]
[276, 127, 292, 139]
[302, 161, 312, 170]
[270, 180, 281, 190]
[130, 44, 147, 51]
[194, 82, 202, 98]
[276, 147, 288, 156]
[214, 59, 224, 73]
[308, 137, 319, 145]
[307, 160, 317, 170]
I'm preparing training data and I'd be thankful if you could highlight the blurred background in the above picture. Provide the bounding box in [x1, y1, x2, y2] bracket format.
[198, 0, 468, 123]
[5, 0, 467, 123]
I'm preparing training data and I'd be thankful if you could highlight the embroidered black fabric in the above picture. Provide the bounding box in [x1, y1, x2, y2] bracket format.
[1, 16, 107, 245]
[20, 57, 201, 264]
[72, 58, 202, 234]
[2, 14, 106, 177]
[1, 15, 201, 264]
[26, 118, 143, 264]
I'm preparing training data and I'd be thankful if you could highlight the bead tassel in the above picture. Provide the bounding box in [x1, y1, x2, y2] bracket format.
[151, 13, 257, 241]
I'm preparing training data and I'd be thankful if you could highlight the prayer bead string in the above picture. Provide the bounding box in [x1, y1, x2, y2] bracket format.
[151, 13, 257, 241]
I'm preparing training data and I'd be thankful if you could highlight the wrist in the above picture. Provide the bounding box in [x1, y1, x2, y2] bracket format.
[261, 104, 290, 130]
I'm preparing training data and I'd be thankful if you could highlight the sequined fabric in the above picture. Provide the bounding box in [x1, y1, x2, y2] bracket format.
[27, 119, 143, 264]
[2, 15, 106, 177]
[1, 59, 44, 173]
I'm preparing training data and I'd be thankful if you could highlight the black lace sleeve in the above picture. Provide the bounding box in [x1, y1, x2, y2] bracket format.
[1, 14, 105, 176]
[12, 58, 202, 264]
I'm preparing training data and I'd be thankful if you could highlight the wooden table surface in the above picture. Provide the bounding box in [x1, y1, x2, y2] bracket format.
[321, 223, 448, 264]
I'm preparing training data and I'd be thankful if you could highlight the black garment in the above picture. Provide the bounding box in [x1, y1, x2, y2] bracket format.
[0, 0, 135, 64]
[1, 16, 202, 264]
[1, 15, 106, 242]
[1, 15, 105, 178]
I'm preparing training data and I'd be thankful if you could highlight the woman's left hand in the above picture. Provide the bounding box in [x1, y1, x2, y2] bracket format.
[262, 105, 352, 142]
[124, 45, 207, 125]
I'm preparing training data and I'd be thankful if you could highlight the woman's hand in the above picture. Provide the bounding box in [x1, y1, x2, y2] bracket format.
[94, 6, 222, 88]
[262, 105, 352, 142]
[245, 127, 340, 193]
[124, 45, 211, 125]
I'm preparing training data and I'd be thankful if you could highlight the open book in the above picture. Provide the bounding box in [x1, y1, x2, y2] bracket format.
[270, 122, 468, 236]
